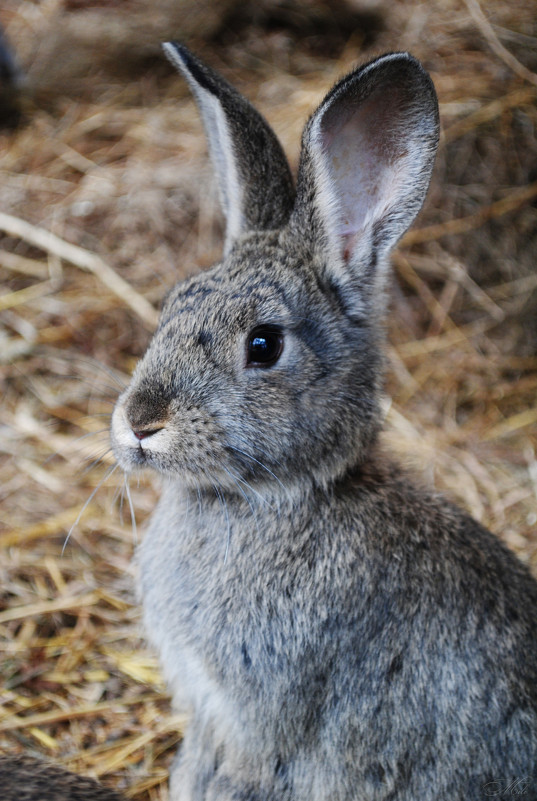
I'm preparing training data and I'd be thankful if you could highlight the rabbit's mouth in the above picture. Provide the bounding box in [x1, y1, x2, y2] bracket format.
[110, 403, 164, 472]
[110, 398, 234, 487]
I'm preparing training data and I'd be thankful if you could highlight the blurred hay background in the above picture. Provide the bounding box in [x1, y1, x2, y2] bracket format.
[0, 0, 536, 797]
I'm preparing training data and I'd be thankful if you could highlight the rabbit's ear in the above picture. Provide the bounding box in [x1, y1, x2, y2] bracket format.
[290, 53, 439, 315]
[163, 42, 295, 254]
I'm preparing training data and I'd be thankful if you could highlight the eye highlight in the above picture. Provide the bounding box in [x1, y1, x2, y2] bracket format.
[246, 326, 284, 368]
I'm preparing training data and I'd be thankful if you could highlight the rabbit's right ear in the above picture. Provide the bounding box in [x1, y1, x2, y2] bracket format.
[163, 42, 295, 255]
[290, 53, 439, 318]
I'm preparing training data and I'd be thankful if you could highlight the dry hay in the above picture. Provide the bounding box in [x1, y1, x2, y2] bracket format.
[0, 0, 536, 797]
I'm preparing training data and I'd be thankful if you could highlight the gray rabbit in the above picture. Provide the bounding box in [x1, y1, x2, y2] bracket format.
[111, 43, 537, 801]
[0, 755, 126, 800]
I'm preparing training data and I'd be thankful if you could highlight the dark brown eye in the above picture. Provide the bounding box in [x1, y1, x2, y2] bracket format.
[246, 326, 284, 368]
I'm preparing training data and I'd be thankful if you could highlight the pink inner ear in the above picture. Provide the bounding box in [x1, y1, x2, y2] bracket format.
[321, 86, 411, 249]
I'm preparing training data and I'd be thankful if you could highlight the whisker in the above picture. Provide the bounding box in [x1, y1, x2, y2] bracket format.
[90, 361, 128, 391]
[124, 474, 138, 544]
[41, 428, 111, 468]
[60, 354, 128, 391]
[207, 473, 231, 564]
[118, 479, 128, 526]
[221, 466, 261, 537]
[44, 371, 122, 399]
[62, 463, 119, 554]
[78, 431, 112, 443]
[227, 445, 292, 503]
[112, 477, 125, 519]
[80, 447, 115, 476]
[222, 465, 271, 509]
[233, 434, 284, 466]
[80, 397, 117, 407]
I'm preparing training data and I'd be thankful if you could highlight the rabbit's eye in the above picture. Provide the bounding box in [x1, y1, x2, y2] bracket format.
[246, 326, 284, 368]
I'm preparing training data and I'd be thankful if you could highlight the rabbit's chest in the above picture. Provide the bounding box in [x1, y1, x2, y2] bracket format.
[137, 490, 330, 717]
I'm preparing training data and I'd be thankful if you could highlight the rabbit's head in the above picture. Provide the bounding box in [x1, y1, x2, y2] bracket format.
[111, 44, 439, 493]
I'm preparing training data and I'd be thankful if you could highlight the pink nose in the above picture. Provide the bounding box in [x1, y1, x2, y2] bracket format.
[133, 428, 161, 441]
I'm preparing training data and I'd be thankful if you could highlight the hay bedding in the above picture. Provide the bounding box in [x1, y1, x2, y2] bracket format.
[0, 0, 536, 797]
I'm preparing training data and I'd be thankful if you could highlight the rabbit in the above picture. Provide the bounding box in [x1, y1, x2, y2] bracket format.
[0, 755, 126, 800]
[110, 42, 537, 801]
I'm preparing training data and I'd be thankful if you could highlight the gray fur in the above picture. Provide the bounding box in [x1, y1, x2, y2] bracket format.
[0, 755, 125, 801]
[111, 45, 537, 801]
[162, 43, 294, 253]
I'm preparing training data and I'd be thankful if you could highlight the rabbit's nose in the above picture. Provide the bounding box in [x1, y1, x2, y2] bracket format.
[133, 426, 163, 441]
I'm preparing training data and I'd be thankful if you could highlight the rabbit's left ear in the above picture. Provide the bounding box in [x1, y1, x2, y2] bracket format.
[290, 53, 439, 314]
[163, 42, 295, 255]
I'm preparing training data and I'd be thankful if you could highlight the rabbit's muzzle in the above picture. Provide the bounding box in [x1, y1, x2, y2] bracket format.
[111, 390, 227, 486]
